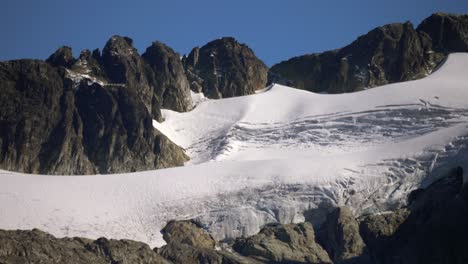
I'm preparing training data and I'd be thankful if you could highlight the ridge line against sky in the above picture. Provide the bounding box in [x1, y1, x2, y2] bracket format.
[1, 0, 467, 66]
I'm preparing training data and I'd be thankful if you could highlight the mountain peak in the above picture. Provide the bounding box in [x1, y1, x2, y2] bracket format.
[46, 46, 75, 68]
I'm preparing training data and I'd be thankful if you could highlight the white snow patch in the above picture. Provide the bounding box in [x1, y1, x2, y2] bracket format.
[66, 69, 106, 88]
[190, 90, 208, 108]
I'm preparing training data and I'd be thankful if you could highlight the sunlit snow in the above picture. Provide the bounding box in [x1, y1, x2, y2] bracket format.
[1, 54, 468, 247]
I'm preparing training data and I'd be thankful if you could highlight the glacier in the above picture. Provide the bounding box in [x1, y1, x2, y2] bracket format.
[1, 53, 468, 247]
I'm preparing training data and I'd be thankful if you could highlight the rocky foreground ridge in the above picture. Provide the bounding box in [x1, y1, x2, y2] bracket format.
[0, 36, 267, 174]
[269, 13, 468, 93]
[1, 166, 467, 264]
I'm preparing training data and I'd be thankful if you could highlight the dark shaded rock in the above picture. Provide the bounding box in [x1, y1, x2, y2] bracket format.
[74, 82, 188, 173]
[46, 46, 76, 68]
[158, 242, 256, 264]
[0, 229, 170, 264]
[417, 13, 468, 52]
[102, 35, 162, 121]
[184, 37, 268, 99]
[318, 207, 369, 263]
[143, 41, 193, 112]
[359, 209, 409, 263]
[269, 13, 468, 93]
[158, 220, 256, 264]
[270, 21, 445, 93]
[0, 60, 94, 174]
[70, 49, 107, 80]
[161, 220, 216, 248]
[233, 222, 332, 263]
[360, 168, 468, 264]
[0, 59, 188, 174]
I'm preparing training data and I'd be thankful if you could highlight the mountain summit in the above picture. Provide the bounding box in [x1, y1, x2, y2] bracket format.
[269, 13, 468, 93]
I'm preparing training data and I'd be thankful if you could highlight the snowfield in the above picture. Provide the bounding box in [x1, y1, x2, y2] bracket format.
[1, 54, 468, 247]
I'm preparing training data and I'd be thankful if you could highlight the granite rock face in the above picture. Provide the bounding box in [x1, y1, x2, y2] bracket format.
[0, 229, 170, 264]
[417, 13, 468, 52]
[318, 207, 369, 264]
[360, 167, 468, 264]
[0, 59, 188, 175]
[143, 41, 193, 112]
[158, 220, 256, 264]
[183, 37, 268, 99]
[71, 48, 107, 80]
[269, 13, 467, 93]
[102, 36, 163, 121]
[233, 222, 332, 264]
[46, 46, 76, 68]
[0, 35, 198, 175]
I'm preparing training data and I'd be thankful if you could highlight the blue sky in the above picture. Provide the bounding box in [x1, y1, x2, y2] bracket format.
[1, 0, 467, 66]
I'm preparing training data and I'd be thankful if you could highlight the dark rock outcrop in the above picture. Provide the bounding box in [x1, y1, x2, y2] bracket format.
[269, 13, 468, 93]
[417, 13, 468, 52]
[74, 82, 188, 173]
[0, 229, 170, 264]
[71, 49, 107, 80]
[183, 37, 268, 99]
[0, 60, 92, 174]
[158, 220, 256, 264]
[143, 41, 193, 112]
[233, 222, 332, 263]
[361, 167, 468, 264]
[100, 36, 194, 119]
[1, 35, 199, 175]
[318, 207, 369, 264]
[46, 46, 76, 68]
[0, 59, 188, 174]
[101, 36, 162, 120]
[359, 208, 409, 262]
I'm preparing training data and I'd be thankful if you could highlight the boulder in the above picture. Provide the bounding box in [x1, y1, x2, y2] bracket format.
[233, 222, 332, 263]
[158, 220, 255, 264]
[318, 207, 369, 263]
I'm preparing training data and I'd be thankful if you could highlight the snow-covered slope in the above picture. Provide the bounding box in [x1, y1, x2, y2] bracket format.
[2, 54, 468, 247]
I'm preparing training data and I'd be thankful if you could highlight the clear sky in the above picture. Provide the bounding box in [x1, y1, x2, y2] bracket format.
[1, 0, 467, 66]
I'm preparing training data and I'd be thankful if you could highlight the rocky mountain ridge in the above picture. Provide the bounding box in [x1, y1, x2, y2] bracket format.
[183, 37, 269, 99]
[0, 36, 267, 174]
[269, 12, 468, 93]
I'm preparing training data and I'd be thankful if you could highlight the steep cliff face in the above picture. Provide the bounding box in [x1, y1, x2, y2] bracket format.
[269, 13, 467, 93]
[46, 46, 76, 68]
[417, 13, 468, 52]
[183, 37, 268, 99]
[2, 34, 269, 175]
[142, 41, 193, 112]
[0, 56, 188, 175]
[101, 36, 163, 121]
[0, 60, 92, 174]
[0, 35, 199, 175]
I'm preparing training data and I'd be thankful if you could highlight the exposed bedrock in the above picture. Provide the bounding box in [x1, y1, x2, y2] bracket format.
[269, 13, 467, 93]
